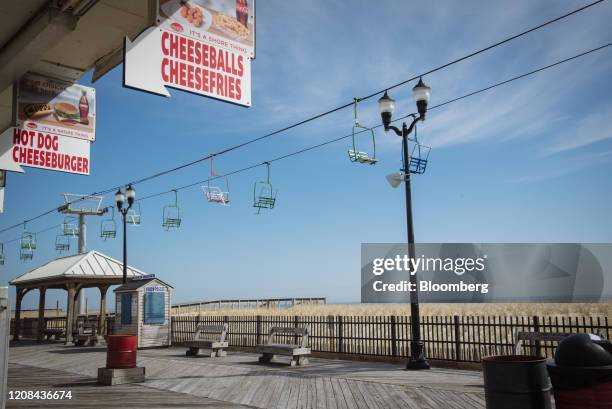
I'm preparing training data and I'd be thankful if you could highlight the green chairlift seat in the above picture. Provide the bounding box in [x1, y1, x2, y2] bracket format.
[126, 203, 142, 225]
[19, 225, 35, 262]
[253, 162, 277, 214]
[20, 231, 36, 251]
[100, 207, 117, 240]
[62, 216, 79, 237]
[162, 190, 182, 230]
[348, 98, 378, 165]
[55, 234, 70, 253]
[19, 248, 33, 262]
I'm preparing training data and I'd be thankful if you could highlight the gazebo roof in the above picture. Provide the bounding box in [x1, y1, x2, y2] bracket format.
[10, 250, 146, 288]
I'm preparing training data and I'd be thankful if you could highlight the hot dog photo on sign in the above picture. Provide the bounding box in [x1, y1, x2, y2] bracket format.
[158, 0, 255, 58]
[16, 73, 96, 142]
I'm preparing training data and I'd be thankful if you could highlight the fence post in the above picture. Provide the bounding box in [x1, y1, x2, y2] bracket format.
[294, 315, 299, 345]
[390, 316, 397, 357]
[454, 315, 461, 361]
[256, 315, 262, 345]
[338, 316, 344, 354]
[532, 316, 541, 356]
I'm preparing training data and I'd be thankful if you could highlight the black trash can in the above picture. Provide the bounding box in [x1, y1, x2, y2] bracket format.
[547, 334, 612, 409]
[482, 355, 552, 409]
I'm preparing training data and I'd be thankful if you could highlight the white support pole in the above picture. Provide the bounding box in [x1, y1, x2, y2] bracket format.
[77, 214, 86, 315]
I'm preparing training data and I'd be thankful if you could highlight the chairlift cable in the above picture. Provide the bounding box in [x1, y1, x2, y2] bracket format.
[1, 36, 611, 236]
[133, 41, 612, 202]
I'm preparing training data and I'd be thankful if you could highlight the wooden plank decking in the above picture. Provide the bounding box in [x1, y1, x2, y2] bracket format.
[7, 341, 486, 408]
[7, 363, 250, 408]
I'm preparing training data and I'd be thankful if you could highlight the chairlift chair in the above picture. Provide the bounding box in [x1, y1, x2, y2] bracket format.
[55, 234, 70, 253]
[348, 98, 378, 165]
[202, 155, 230, 206]
[19, 224, 36, 262]
[19, 247, 34, 262]
[162, 190, 182, 230]
[253, 162, 277, 214]
[20, 231, 36, 251]
[62, 216, 79, 237]
[126, 203, 142, 225]
[408, 124, 430, 175]
[100, 207, 117, 240]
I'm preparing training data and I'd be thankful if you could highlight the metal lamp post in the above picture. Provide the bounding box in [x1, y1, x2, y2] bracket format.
[115, 184, 135, 285]
[378, 78, 431, 370]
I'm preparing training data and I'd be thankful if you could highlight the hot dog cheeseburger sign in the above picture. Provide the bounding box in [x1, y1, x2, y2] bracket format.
[0, 126, 90, 175]
[123, 0, 254, 107]
[0, 73, 93, 175]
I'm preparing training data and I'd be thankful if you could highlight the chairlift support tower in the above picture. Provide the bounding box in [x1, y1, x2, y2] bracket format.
[57, 193, 107, 315]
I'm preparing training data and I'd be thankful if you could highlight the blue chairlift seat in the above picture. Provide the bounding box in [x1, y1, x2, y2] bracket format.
[408, 136, 430, 175]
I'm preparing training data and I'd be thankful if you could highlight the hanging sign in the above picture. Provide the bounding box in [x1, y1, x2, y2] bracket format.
[16, 73, 96, 142]
[134, 274, 157, 281]
[0, 126, 90, 175]
[144, 286, 166, 292]
[157, 0, 255, 59]
[124, 26, 251, 106]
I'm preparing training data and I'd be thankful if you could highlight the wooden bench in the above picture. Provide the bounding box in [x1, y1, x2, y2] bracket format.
[42, 328, 65, 341]
[256, 326, 311, 366]
[184, 323, 229, 357]
[73, 321, 100, 346]
[514, 331, 604, 355]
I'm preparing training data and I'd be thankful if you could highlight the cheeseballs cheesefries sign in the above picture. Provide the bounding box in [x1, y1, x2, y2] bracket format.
[16, 73, 96, 142]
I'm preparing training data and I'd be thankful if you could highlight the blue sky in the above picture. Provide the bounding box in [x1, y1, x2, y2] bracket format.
[2, 0, 612, 310]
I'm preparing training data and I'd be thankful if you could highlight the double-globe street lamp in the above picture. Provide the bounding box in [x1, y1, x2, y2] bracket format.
[378, 78, 431, 370]
[115, 184, 136, 285]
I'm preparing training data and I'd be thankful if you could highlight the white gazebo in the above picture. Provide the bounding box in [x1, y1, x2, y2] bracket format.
[9, 250, 145, 344]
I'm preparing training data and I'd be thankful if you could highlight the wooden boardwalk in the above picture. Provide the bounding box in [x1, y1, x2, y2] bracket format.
[8, 341, 486, 408]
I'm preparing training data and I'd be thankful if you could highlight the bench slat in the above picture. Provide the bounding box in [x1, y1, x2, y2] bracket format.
[255, 344, 311, 356]
[184, 340, 228, 349]
[269, 327, 308, 336]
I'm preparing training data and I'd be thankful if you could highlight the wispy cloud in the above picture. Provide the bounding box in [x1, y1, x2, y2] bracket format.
[541, 111, 612, 156]
[507, 149, 612, 183]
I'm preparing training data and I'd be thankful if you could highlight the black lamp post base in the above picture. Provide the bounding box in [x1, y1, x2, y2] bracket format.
[406, 341, 430, 370]
[405, 357, 431, 370]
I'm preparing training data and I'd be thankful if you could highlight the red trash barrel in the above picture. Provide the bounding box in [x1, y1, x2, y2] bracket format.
[106, 335, 137, 369]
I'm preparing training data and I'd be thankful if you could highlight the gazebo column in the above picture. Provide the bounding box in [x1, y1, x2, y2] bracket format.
[13, 287, 24, 341]
[37, 287, 46, 342]
[65, 284, 77, 344]
[98, 285, 109, 336]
